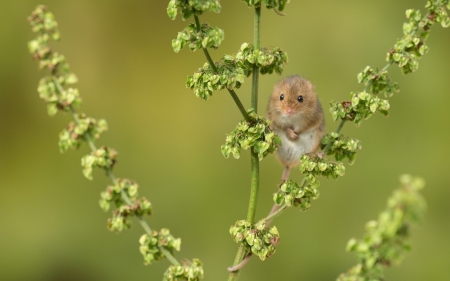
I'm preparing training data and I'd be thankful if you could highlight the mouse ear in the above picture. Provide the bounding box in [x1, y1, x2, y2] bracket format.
[305, 80, 316, 91]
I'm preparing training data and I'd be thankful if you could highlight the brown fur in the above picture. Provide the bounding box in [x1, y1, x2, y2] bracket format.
[267, 75, 325, 156]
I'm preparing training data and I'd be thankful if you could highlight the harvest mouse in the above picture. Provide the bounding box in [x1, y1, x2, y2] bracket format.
[267, 75, 325, 182]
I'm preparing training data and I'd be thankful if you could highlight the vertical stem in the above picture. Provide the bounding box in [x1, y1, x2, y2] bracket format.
[247, 151, 260, 222]
[251, 6, 261, 112]
[228, 6, 261, 281]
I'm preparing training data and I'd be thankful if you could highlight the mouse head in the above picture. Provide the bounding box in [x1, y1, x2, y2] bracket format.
[268, 75, 318, 120]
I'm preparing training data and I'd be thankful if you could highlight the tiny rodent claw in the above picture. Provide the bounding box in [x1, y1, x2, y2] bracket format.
[285, 127, 299, 141]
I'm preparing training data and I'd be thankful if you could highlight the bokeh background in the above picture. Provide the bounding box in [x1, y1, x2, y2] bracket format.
[1, 0, 449, 280]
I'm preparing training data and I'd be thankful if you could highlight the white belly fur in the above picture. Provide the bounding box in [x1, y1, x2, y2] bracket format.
[274, 127, 317, 166]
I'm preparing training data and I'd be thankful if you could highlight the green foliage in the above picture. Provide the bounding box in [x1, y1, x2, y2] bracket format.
[386, 1, 450, 74]
[321, 133, 362, 164]
[221, 108, 281, 161]
[236, 43, 288, 76]
[299, 155, 345, 183]
[81, 146, 117, 180]
[139, 229, 182, 265]
[99, 178, 152, 232]
[167, 0, 221, 20]
[99, 178, 139, 212]
[27, 5, 60, 40]
[329, 92, 390, 126]
[59, 115, 108, 153]
[337, 175, 427, 281]
[357, 66, 399, 97]
[29, 5, 187, 274]
[273, 180, 319, 210]
[172, 23, 224, 53]
[186, 56, 245, 100]
[185, 43, 288, 100]
[241, 0, 289, 12]
[107, 198, 152, 232]
[230, 220, 279, 261]
[37, 76, 81, 116]
[163, 259, 204, 281]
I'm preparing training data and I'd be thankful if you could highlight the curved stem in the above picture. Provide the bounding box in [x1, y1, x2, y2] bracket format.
[53, 77, 180, 267]
[193, 15, 250, 122]
[264, 204, 288, 223]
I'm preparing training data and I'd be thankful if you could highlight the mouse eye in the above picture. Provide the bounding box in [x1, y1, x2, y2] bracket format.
[280, 94, 284, 101]
[297, 95, 304, 102]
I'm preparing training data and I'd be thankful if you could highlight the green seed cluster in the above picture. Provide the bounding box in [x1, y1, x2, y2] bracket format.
[99, 179, 152, 232]
[357, 66, 399, 97]
[329, 92, 390, 127]
[221, 108, 281, 161]
[99, 178, 139, 211]
[107, 198, 152, 232]
[172, 23, 224, 53]
[167, 0, 221, 20]
[37, 72, 81, 116]
[273, 180, 319, 210]
[186, 56, 246, 100]
[299, 155, 346, 186]
[387, 1, 450, 74]
[321, 133, 362, 164]
[241, 0, 289, 12]
[163, 259, 204, 281]
[337, 175, 427, 281]
[81, 146, 117, 180]
[29, 5, 188, 276]
[29, 6, 82, 116]
[139, 229, 182, 265]
[235, 43, 288, 76]
[230, 220, 280, 261]
[59, 115, 108, 153]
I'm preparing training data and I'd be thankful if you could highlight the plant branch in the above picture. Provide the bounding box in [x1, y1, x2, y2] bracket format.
[263, 203, 288, 222]
[251, 6, 261, 112]
[228, 6, 262, 281]
[53, 77, 181, 267]
[193, 15, 250, 122]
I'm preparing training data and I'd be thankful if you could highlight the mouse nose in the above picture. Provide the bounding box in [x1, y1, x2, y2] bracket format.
[285, 107, 295, 115]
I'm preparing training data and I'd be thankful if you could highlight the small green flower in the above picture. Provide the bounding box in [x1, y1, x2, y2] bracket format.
[321, 133, 361, 164]
[241, 0, 289, 12]
[230, 220, 279, 261]
[172, 23, 224, 53]
[81, 146, 117, 180]
[273, 180, 319, 210]
[235, 43, 288, 76]
[163, 259, 204, 281]
[329, 91, 390, 126]
[167, 0, 221, 20]
[222, 108, 281, 161]
[337, 175, 426, 281]
[139, 229, 181, 265]
[357, 66, 399, 97]
[59, 115, 107, 152]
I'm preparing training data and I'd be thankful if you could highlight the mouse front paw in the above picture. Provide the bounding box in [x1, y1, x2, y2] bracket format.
[285, 128, 299, 141]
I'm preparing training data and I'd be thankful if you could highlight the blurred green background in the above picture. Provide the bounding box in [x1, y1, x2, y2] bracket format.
[1, 0, 449, 280]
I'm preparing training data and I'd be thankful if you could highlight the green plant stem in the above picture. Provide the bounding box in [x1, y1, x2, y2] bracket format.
[247, 151, 260, 222]
[53, 77, 180, 267]
[193, 15, 250, 122]
[251, 6, 261, 112]
[264, 204, 288, 222]
[228, 7, 262, 281]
